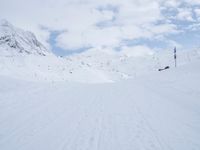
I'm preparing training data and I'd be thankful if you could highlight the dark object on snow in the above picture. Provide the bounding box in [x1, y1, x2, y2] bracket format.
[158, 66, 170, 71]
[174, 47, 177, 67]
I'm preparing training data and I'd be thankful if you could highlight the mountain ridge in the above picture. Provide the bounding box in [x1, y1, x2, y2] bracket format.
[0, 19, 49, 56]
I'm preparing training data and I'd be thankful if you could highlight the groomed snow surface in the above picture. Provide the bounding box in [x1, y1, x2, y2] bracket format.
[0, 60, 200, 150]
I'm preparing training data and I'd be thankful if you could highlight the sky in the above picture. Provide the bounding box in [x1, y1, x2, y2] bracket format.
[0, 0, 200, 56]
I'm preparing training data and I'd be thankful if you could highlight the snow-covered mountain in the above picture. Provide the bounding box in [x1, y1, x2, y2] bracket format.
[0, 20, 200, 83]
[0, 20, 49, 56]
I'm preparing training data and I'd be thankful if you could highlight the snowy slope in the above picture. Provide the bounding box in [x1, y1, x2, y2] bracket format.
[1, 45, 200, 83]
[0, 20, 49, 56]
[0, 60, 200, 150]
[0, 20, 200, 83]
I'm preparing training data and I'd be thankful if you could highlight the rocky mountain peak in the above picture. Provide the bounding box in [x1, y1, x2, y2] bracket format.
[0, 20, 49, 56]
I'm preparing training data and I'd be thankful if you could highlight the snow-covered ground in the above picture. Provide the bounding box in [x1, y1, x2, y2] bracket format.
[1, 48, 200, 83]
[1, 19, 200, 150]
[0, 60, 200, 150]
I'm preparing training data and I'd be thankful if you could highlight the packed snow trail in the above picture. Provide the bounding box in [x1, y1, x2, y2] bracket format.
[0, 61, 200, 150]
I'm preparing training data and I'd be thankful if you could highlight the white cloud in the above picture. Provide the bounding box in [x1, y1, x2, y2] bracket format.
[163, 0, 181, 8]
[187, 23, 200, 31]
[185, 0, 200, 5]
[176, 8, 194, 21]
[194, 8, 200, 20]
[120, 25, 152, 40]
[56, 26, 122, 50]
[120, 45, 154, 57]
[166, 40, 183, 49]
[0, 0, 197, 54]
[145, 23, 179, 36]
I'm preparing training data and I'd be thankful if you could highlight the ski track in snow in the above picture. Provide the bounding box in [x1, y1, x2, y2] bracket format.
[0, 83, 166, 150]
[0, 62, 200, 150]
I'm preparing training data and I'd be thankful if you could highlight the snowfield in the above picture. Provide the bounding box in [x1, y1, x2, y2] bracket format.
[1, 20, 200, 150]
[0, 60, 200, 150]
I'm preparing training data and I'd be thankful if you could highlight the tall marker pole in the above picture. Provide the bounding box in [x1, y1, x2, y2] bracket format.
[174, 47, 177, 67]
